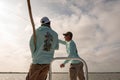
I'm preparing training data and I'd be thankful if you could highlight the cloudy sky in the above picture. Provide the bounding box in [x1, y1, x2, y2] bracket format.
[0, 0, 120, 72]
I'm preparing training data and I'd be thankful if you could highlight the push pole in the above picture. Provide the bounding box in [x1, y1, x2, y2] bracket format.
[27, 0, 36, 51]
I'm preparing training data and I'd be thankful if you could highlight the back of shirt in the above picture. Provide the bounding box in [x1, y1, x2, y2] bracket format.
[30, 26, 59, 64]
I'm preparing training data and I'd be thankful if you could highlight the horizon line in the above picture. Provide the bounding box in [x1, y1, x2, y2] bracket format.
[0, 72, 120, 74]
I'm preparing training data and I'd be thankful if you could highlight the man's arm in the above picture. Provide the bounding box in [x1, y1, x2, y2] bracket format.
[55, 35, 59, 50]
[29, 35, 35, 53]
[59, 39, 66, 45]
[62, 42, 75, 65]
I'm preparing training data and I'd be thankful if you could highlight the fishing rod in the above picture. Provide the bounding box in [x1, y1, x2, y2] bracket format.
[27, 0, 36, 51]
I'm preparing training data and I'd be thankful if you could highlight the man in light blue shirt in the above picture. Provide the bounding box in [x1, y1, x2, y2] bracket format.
[26, 17, 59, 80]
[59, 31, 85, 80]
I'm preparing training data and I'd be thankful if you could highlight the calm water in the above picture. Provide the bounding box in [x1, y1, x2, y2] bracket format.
[0, 72, 120, 80]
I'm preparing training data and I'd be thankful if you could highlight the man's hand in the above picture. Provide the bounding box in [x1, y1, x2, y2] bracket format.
[60, 64, 65, 68]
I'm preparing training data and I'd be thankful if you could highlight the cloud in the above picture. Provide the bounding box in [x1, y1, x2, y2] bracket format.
[0, 0, 120, 72]
[44, 0, 120, 72]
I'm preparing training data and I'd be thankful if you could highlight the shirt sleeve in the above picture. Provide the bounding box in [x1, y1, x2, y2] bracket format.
[63, 60, 70, 64]
[59, 39, 66, 45]
[63, 53, 73, 64]
[63, 41, 77, 64]
[29, 34, 35, 54]
[55, 35, 59, 50]
[29, 29, 39, 54]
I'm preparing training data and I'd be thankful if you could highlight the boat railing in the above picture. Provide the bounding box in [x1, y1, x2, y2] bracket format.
[49, 57, 88, 80]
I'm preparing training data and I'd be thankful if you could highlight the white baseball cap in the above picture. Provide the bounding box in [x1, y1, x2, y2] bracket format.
[40, 17, 50, 24]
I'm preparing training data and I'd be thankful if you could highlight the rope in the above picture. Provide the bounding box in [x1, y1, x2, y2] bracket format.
[27, 0, 36, 51]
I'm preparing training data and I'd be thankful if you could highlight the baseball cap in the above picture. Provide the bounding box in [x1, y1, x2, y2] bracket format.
[40, 17, 50, 24]
[63, 31, 73, 38]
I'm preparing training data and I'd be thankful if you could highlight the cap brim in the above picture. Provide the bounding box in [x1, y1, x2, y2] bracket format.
[63, 33, 67, 36]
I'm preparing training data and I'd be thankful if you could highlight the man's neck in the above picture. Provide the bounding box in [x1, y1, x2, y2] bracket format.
[66, 39, 72, 42]
[41, 24, 51, 28]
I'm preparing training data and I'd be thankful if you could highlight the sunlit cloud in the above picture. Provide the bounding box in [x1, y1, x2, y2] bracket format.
[0, 0, 120, 72]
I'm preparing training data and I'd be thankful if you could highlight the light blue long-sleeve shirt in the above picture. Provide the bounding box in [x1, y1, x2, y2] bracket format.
[30, 26, 59, 64]
[59, 39, 80, 64]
